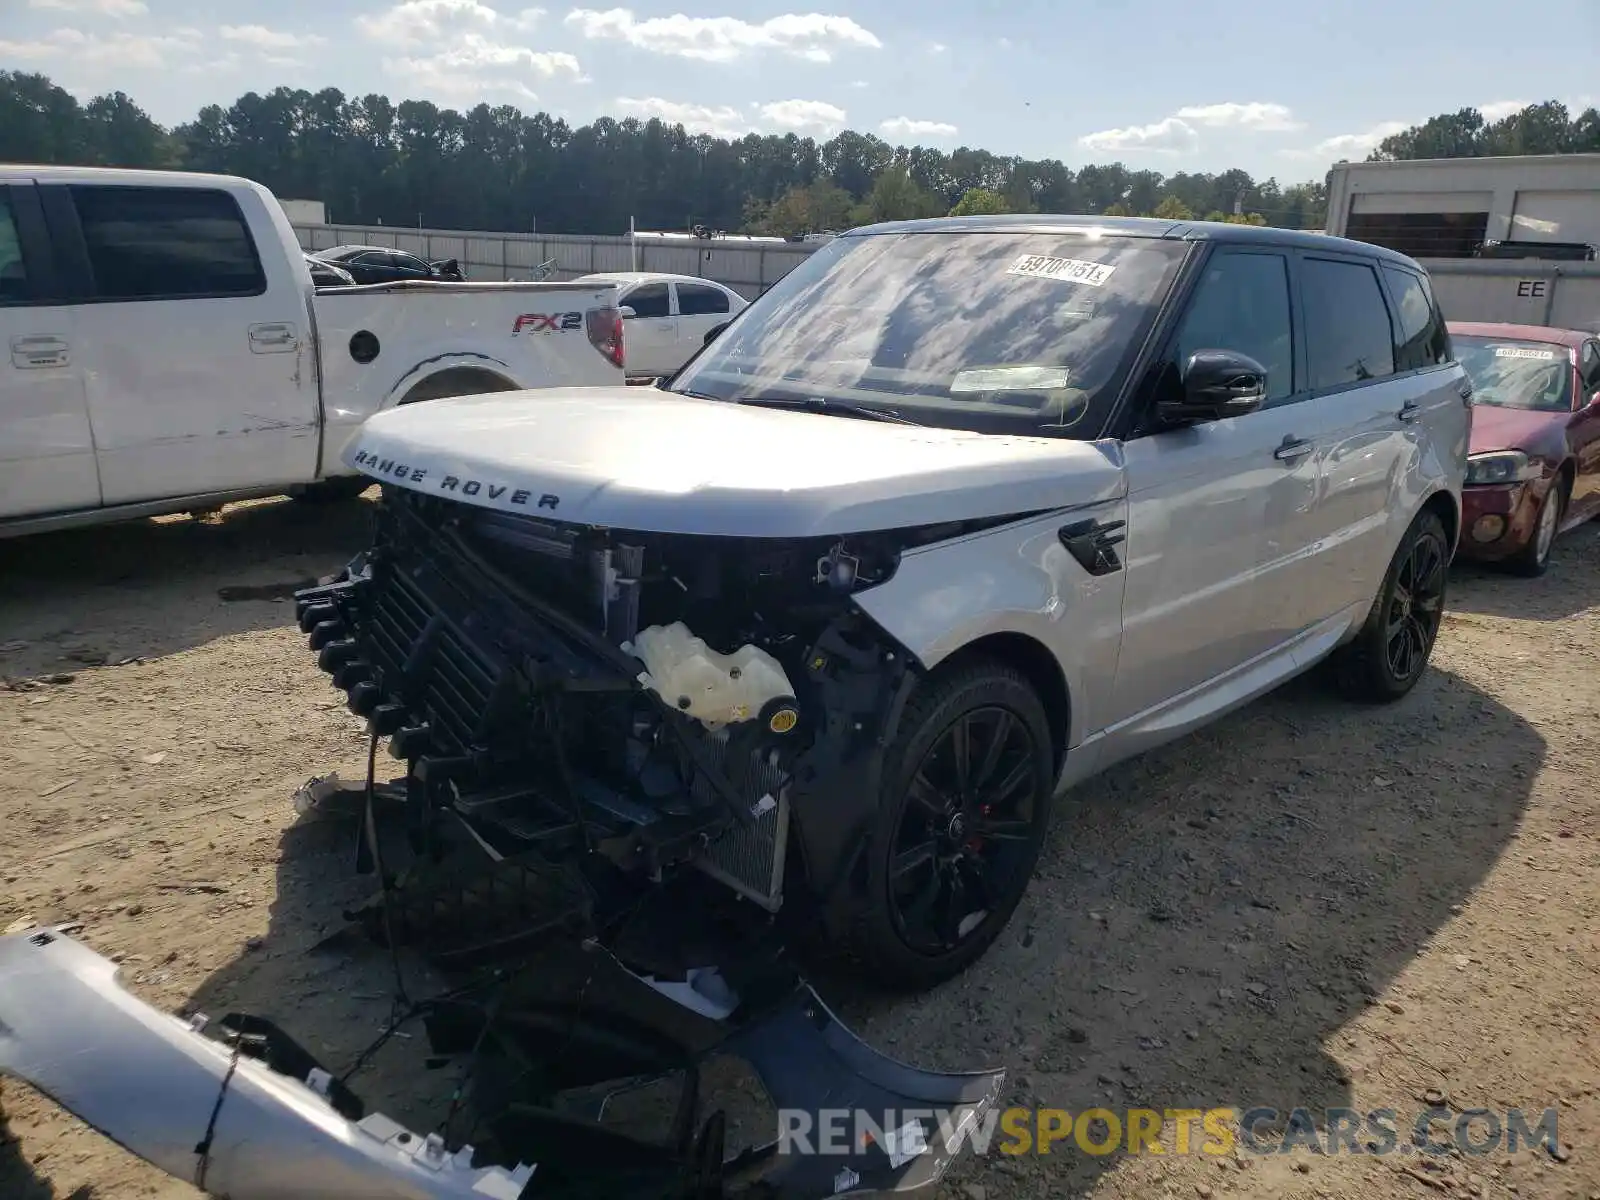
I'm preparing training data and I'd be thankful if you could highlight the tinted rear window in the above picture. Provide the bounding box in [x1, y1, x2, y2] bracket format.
[1301, 257, 1395, 389]
[71, 185, 265, 301]
[671, 230, 1189, 437]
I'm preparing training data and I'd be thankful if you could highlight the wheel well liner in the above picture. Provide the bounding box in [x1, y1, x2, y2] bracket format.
[399, 366, 518, 406]
[943, 632, 1071, 772]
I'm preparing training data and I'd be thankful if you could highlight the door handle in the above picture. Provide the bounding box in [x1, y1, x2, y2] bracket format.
[1274, 436, 1314, 462]
[1399, 400, 1422, 422]
[249, 322, 299, 353]
[10, 335, 70, 369]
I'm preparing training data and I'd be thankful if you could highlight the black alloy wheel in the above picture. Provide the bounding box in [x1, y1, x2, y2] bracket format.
[889, 705, 1040, 954]
[1330, 507, 1450, 702]
[1383, 523, 1448, 683]
[839, 658, 1055, 989]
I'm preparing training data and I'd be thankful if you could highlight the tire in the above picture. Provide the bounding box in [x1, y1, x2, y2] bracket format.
[1506, 475, 1567, 578]
[1329, 508, 1450, 703]
[838, 657, 1055, 991]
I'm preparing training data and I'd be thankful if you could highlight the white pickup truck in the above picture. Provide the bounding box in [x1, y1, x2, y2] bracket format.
[0, 165, 626, 537]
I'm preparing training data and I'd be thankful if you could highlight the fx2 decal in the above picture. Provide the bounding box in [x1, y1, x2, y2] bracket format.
[513, 311, 584, 334]
[349, 450, 561, 510]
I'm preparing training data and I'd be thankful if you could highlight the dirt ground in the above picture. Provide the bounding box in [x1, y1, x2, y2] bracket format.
[1, 492, 1597, 1200]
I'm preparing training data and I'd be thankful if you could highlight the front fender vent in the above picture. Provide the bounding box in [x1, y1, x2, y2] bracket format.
[1058, 518, 1127, 577]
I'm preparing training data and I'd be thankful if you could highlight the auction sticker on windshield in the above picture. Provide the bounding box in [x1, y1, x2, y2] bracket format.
[1494, 346, 1557, 360]
[1006, 255, 1117, 287]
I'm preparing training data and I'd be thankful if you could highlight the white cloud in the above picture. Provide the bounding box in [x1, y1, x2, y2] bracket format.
[358, 3, 577, 98]
[1310, 120, 1411, 159]
[563, 8, 881, 63]
[1079, 117, 1199, 155]
[997, 36, 1012, 48]
[357, 0, 544, 46]
[27, 0, 147, 15]
[387, 34, 581, 98]
[1478, 99, 1531, 122]
[759, 98, 846, 134]
[220, 24, 328, 50]
[0, 26, 199, 69]
[616, 96, 752, 137]
[1174, 101, 1302, 132]
[880, 116, 958, 140]
[927, 41, 948, 53]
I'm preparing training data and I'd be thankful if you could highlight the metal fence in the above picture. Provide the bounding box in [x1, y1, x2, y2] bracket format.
[292, 223, 822, 299]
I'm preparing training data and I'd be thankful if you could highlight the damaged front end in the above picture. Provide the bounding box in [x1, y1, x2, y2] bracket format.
[295, 486, 995, 918]
[0, 485, 1018, 1198]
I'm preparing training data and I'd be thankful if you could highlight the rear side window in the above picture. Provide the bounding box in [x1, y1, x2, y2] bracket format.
[624, 282, 670, 318]
[1301, 258, 1395, 389]
[677, 282, 731, 316]
[1173, 251, 1295, 403]
[1382, 265, 1450, 371]
[70, 186, 266, 301]
[0, 194, 29, 304]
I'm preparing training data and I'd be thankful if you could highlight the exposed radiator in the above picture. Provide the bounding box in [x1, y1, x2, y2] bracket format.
[690, 730, 790, 912]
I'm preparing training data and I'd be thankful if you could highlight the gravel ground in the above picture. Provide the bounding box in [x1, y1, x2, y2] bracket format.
[1, 492, 1597, 1200]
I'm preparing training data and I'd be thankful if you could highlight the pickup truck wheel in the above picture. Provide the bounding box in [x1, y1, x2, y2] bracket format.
[843, 659, 1054, 990]
[1329, 508, 1449, 703]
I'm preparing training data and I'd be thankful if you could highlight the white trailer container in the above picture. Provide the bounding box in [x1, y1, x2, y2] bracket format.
[1325, 154, 1600, 330]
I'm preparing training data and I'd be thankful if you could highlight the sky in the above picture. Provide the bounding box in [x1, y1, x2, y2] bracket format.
[3, 0, 1597, 184]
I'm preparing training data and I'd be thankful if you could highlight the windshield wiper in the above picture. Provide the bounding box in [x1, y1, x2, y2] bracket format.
[732, 395, 922, 425]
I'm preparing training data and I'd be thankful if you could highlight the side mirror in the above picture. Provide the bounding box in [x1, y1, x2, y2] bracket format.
[1157, 349, 1268, 425]
[618, 306, 637, 319]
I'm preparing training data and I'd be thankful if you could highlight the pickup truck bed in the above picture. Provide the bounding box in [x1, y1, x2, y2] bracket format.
[0, 165, 626, 537]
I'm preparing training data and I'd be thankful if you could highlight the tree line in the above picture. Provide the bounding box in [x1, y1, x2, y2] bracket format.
[2, 70, 1595, 238]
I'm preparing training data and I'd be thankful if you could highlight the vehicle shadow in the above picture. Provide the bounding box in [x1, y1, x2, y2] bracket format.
[1447, 524, 1600, 621]
[139, 655, 1542, 1199]
[0, 492, 377, 681]
[818, 663, 1539, 1195]
[0, 1099, 94, 1200]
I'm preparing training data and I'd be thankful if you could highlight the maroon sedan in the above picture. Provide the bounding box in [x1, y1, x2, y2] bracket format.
[1450, 321, 1600, 576]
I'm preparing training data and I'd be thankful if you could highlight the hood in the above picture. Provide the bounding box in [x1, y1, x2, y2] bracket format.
[344, 387, 1126, 537]
[1469, 403, 1568, 457]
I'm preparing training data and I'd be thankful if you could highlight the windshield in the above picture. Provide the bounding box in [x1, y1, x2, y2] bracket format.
[669, 230, 1190, 437]
[1454, 335, 1574, 413]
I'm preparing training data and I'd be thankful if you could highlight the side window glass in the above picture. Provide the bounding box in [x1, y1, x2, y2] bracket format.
[394, 253, 428, 274]
[625, 282, 670, 319]
[678, 282, 731, 316]
[1382, 265, 1447, 371]
[0, 194, 30, 304]
[1173, 251, 1294, 404]
[70, 185, 266, 301]
[1302, 258, 1396, 389]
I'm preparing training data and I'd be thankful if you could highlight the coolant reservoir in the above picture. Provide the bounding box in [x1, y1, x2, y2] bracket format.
[624, 621, 797, 731]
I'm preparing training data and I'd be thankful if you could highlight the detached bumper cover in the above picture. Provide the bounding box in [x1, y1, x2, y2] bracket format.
[0, 928, 1006, 1199]
[0, 928, 535, 1199]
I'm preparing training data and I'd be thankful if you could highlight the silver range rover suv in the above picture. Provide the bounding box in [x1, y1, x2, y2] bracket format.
[301, 215, 1471, 992]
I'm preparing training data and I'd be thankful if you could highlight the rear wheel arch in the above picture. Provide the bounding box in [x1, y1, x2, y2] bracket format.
[1421, 488, 1460, 555]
